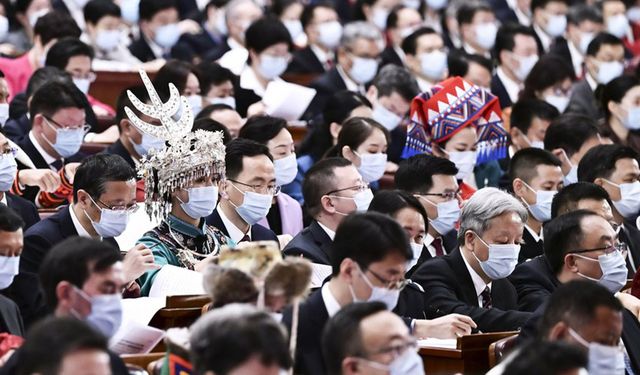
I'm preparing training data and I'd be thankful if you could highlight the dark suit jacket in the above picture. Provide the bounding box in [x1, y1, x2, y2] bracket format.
[566, 79, 602, 120]
[6, 193, 39, 230]
[3, 206, 118, 327]
[519, 228, 544, 263]
[206, 209, 278, 243]
[406, 230, 458, 277]
[286, 46, 327, 75]
[509, 255, 559, 312]
[621, 220, 640, 277]
[128, 36, 193, 63]
[283, 220, 333, 264]
[380, 46, 404, 68]
[282, 289, 328, 375]
[103, 139, 135, 170]
[488, 0, 519, 24]
[548, 37, 576, 77]
[0, 295, 23, 336]
[306, 67, 348, 120]
[411, 248, 532, 332]
[3, 114, 30, 143]
[177, 30, 223, 61]
[203, 39, 231, 62]
[491, 73, 513, 109]
[234, 86, 262, 118]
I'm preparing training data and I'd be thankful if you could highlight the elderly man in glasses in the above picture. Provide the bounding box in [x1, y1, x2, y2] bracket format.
[283, 212, 476, 375]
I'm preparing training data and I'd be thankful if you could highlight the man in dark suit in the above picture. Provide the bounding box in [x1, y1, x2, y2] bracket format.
[4, 154, 149, 327]
[306, 21, 383, 119]
[286, 3, 340, 75]
[0, 204, 26, 337]
[129, 0, 193, 62]
[509, 148, 564, 262]
[283, 158, 368, 263]
[530, 0, 569, 53]
[207, 139, 278, 243]
[412, 188, 533, 332]
[175, 2, 225, 61]
[283, 213, 475, 375]
[379, 6, 422, 69]
[395, 155, 461, 274]
[566, 33, 624, 121]
[578, 144, 640, 276]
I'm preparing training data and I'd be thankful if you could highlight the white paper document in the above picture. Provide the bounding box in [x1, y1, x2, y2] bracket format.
[418, 338, 458, 349]
[148, 265, 205, 298]
[263, 80, 316, 121]
[310, 263, 332, 288]
[110, 321, 165, 355]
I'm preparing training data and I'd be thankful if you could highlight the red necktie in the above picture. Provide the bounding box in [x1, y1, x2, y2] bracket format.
[432, 237, 444, 257]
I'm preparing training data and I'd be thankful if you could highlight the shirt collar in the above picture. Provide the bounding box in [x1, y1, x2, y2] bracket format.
[585, 72, 598, 92]
[393, 45, 406, 62]
[336, 64, 361, 93]
[567, 40, 584, 77]
[460, 247, 491, 298]
[217, 206, 250, 243]
[416, 76, 434, 92]
[317, 221, 336, 241]
[227, 37, 244, 50]
[28, 131, 58, 167]
[239, 67, 269, 97]
[310, 43, 332, 65]
[321, 282, 342, 317]
[144, 33, 166, 59]
[462, 42, 490, 59]
[524, 224, 543, 243]
[166, 214, 206, 237]
[533, 24, 551, 51]
[496, 66, 522, 103]
[69, 204, 95, 239]
[1, 194, 7, 206]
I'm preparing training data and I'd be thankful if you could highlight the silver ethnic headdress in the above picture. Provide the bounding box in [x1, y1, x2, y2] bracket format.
[125, 69, 225, 221]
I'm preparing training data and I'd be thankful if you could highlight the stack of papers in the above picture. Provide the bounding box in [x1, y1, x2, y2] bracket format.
[418, 338, 458, 349]
[109, 297, 166, 355]
[148, 265, 205, 298]
[263, 81, 316, 121]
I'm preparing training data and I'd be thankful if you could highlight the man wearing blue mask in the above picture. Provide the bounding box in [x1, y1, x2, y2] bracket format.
[412, 187, 533, 332]
[510, 148, 564, 262]
[395, 154, 461, 273]
[0, 204, 25, 337]
[284, 212, 476, 375]
[208, 139, 279, 245]
[578, 144, 640, 276]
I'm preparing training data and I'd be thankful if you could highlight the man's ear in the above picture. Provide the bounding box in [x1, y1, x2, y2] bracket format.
[329, 122, 341, 140]
[55, 281, 74, 309]
[547, 321, 570, 341]
[340, 258, 356, 283]
[593, 177, 605, 188]
[464, 230, 476, 252]
[365, 85, 378, 104]
[564, 253, 579, 272]
[512, 178, 526, 198]
[75, 189, 90, 208]
[120, 119, 132, 135]
[342, 357, 359, 375]
[321, 195, 336, 214]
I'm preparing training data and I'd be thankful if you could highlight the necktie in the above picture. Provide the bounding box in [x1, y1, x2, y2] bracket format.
[480, 286, 492, 309]
[51, 159, 63, 171]
[432, 237, 444, 257]
[239, 234, 250, 243]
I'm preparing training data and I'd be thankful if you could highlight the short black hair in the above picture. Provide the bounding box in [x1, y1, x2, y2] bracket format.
[510, 99, 559, 134]
[531, 0, 568, 12]
[395, 154, 458, 194]
[578, 144, 639, 183]
[494, 23, 538, 65]
[190, 305, 291, 374]
[401, 26, 437, 56]
[196, 62, 236, 96]
[16, 317, 109, 375]
[139, 0, 177, 21]
[0, 204, 24, 232]
[567, 4, 602, 26]
[322, 301, 387, 375]
[543, 114, 600, 158]
[539, 279, 623, 338]
[238, 115, 287, 145]
[586, 32, 624, 57]
[300, 2, 336, 30]
[509, 148, 562, 185]
[551, 182, 612, 219]
[45, 37, 95, 70]
[331, 212, 412, 276]
[303, 157, 353, 217]
[39, 237, 122, 309]
[72, 154, 137, 203]
[387, 5, 421, 30]
[245, 17, 292, 54]
[543, 209, 601, 274]
[368, 189, 429, 229]
[34, 11, 82, 46]
[116, 84, 150, 125]
[522, 55, 574, 99]
[225, 138, 273, 180]
[83, 0, 121, 25]
[601, 75, 640, 122]
[447, 51, 493, 78]
[153, 59, 199, 100]
[502, 340, 587, 375]
[193, 118, 231, 145]
[26, 67, 73, 98]
[372, 65, 420, 103]
[195, 104, 236, 121]
[29, 81, 86, 121]
[456, 1, 493, 26]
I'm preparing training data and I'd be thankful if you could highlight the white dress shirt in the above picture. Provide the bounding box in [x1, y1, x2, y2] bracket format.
[321, 283, 342, 317]
[28, 131, 58, 169]
[336, 65, 364, 94]
[310, 44, 334, 70]
[217, 206, 250, 244]
[317, 221, 336, 241]
[69, 205, 93, 238]
[567, 39, 584, 77]
[460, 247, 492, 307]
[496, 66, 523, 104]
[533, 24, 552, 52]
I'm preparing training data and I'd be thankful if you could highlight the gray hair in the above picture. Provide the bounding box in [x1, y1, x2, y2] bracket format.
[373, 65, 420, 100]
[340, 21, 384, 50]
[225, 0, 262, 22]
[458, 187, 528, 245]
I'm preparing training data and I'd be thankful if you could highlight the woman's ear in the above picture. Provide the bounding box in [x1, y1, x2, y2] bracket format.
[329, 122, 342, 140]
[342, 145, 358, 165]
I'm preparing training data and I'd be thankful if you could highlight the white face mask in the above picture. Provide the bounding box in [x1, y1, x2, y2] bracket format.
[472, 232, 521, 280]
[596, 60, 624, 85]
[0, 103, 9, 127]
[579, 31, 595, 54]
[207, 96, 236, 109]
[317, 21, 343, 49]
[418, 197, 460, 235]
[95, 29, 121, 52]
[73, 77, 91, 95]
[607, 14, 629, 39]
[608, 179, 640, 218]
[513, 54, 538, 82]
[230, 183, 274, 225]
[447, 151, 476, 180]
[0, 153, 16, 192]
[574, 250, 628, 293]
[544, 14, 567, 37]
[349, 56, 379, 84]
[154, 23, 181, 49]
[474, 22, 498, 50]
[283, 19, 304, 40]
[74, 287, 123, 338]
[568, 328, 625, 375]
[426, 0, 447, 10]
[178, 185, 219, 220]
[522, 133, 544, 149]
[349, 264, 400, 310]
[274, 153, 298, 186]
[356, 152, 387, 183]
[258, 54, 289, 80]
[521, 182, 556, 222]
[0, 256, 19, 290]
[187, 94, 203, 116]
[330, 188, 374, 214]
[564, 164, 578, 186]
[629, 6, 640, 22]
[83, 195, 131, 238]
[0, 16, 8, 42]
[544, 94, 570, 113]
[372, 104, 403, 131]
[403, 0, 421, 10]
[622, 106, 640, 130]
[372, 7, 390, 30]
[408, 242, 423, 270]
[419, 50, 448, 81]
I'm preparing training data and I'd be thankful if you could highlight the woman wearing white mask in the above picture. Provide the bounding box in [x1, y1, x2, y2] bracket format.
[355, 0, 402, 31]
[273, 0, 307, 48]
[521, 55, 575, 113]
[197, 62, 237, 109]
[238, 116, 303, 237]
[152, 60, 204, 117]
[235, 18, 292, 117]
[600, 75, 640, 154]
[403, 76, 510, 200]
[327, 116, 390, 188]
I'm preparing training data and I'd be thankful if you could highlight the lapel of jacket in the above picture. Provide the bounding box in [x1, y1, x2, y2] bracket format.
[448, 248, 482, 306]
[309, 221, 333, 263]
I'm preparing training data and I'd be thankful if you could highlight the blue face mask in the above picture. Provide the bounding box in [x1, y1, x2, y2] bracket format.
[154, 23, 180, 49]
[178, 185, 219, 219]
[42, 117, 88, 158]
[0, 153, 17, 192]
[131, 132, 166, 158]
[230, 182, 273, 225]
